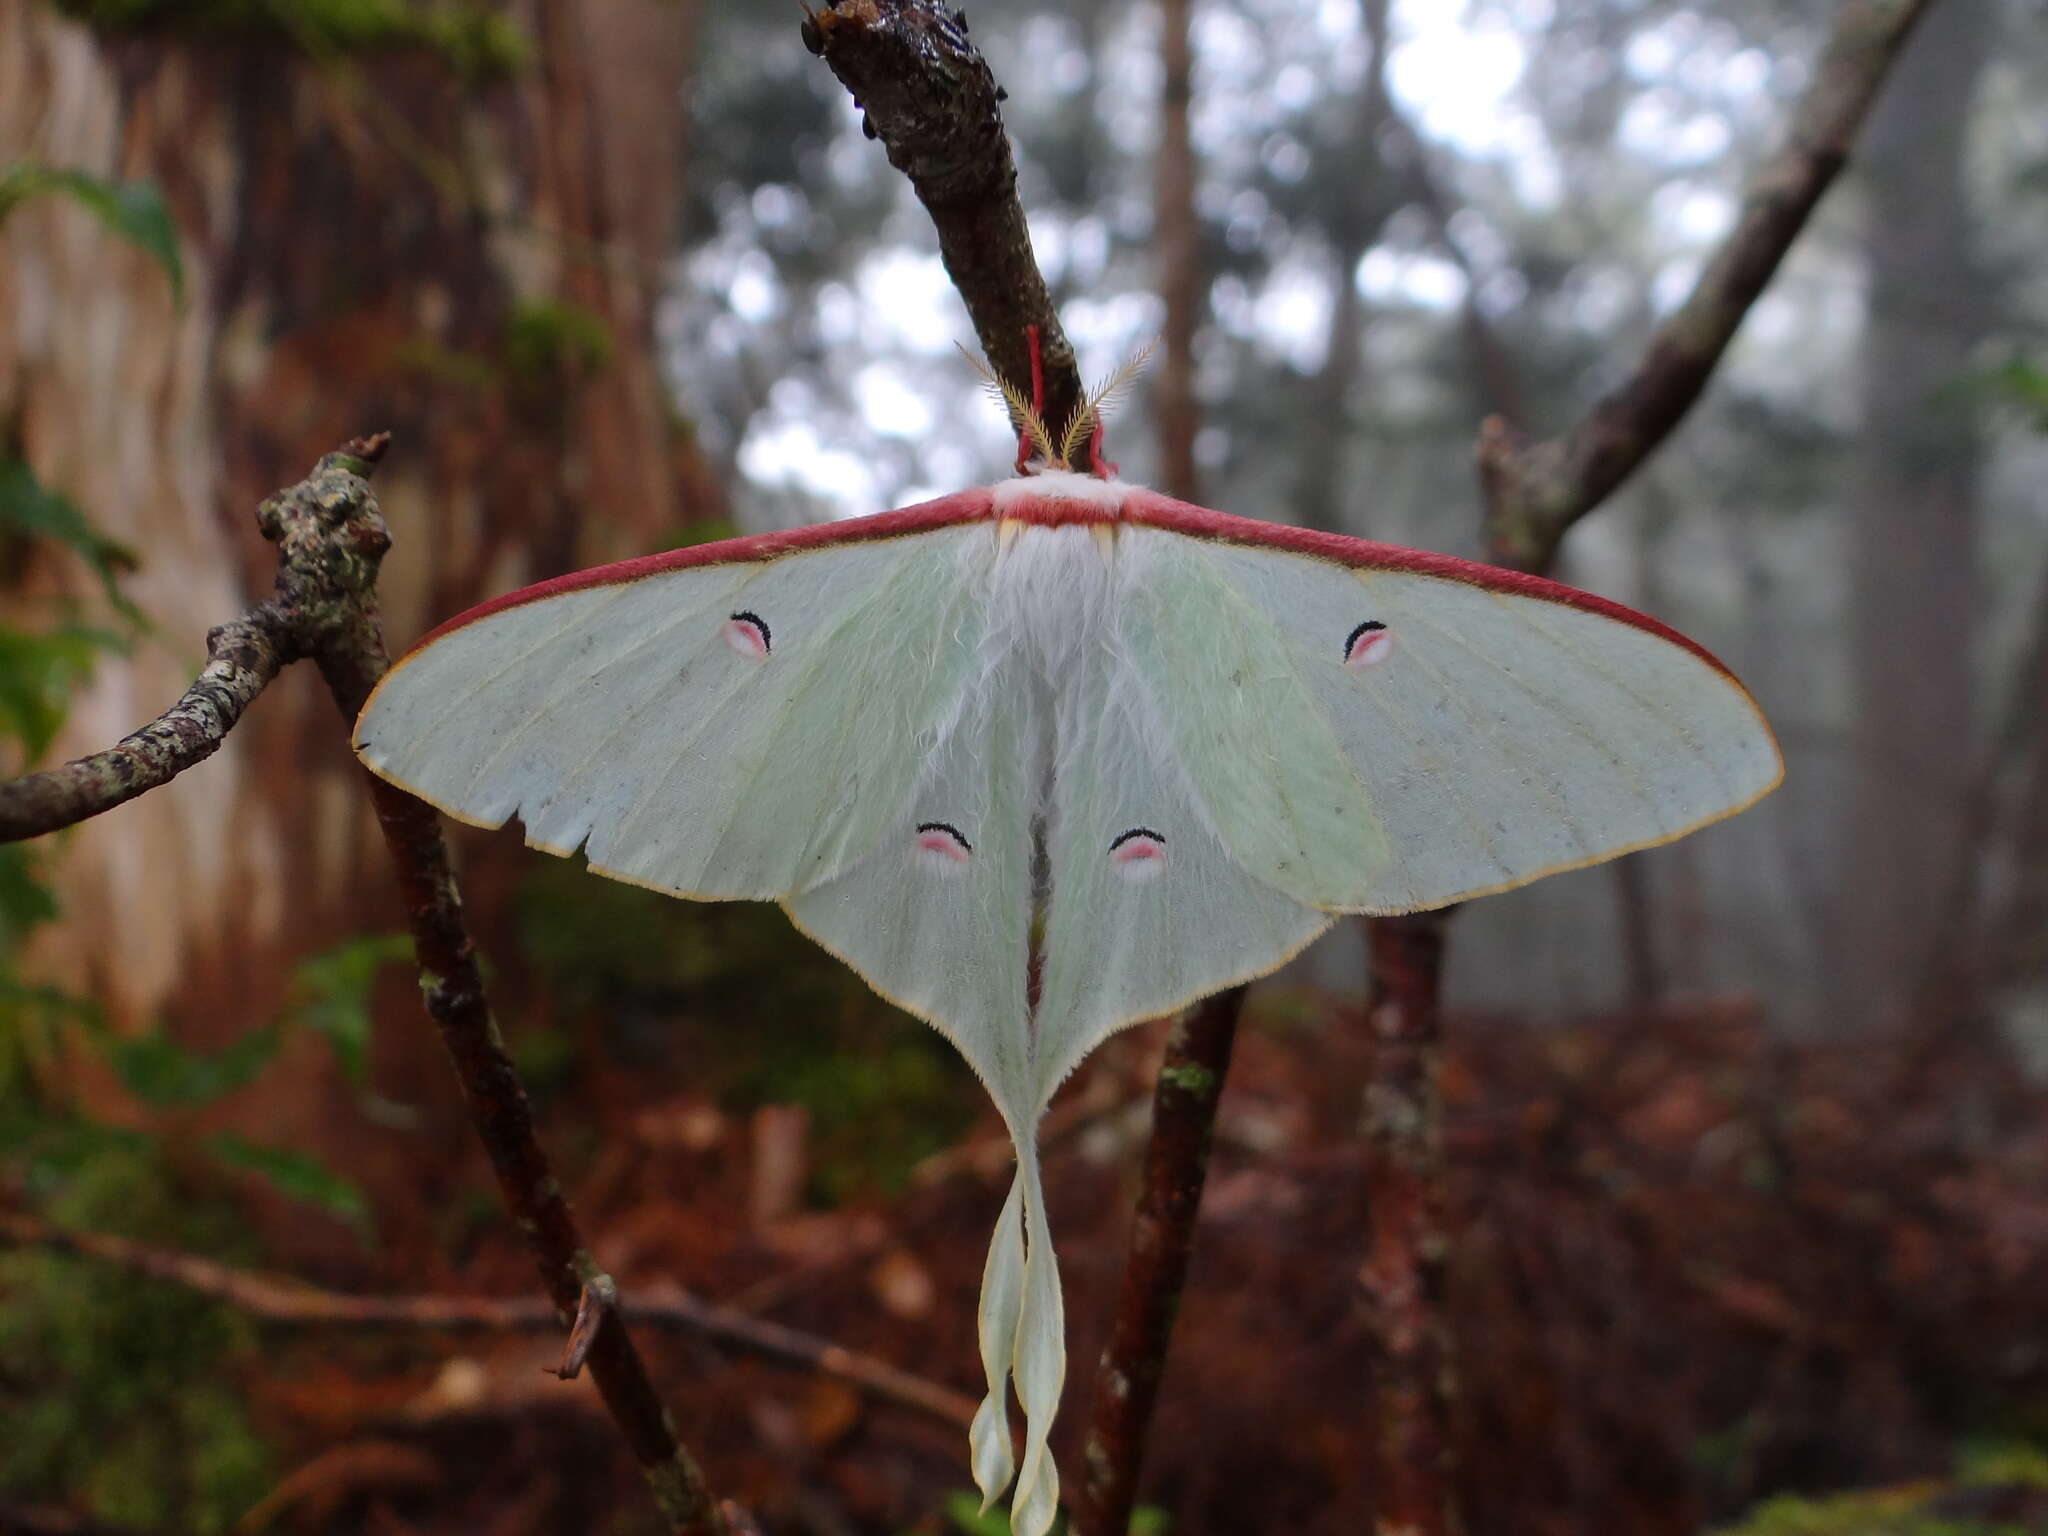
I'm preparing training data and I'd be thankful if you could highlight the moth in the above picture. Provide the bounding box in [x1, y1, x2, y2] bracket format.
[353, 360, 1780, 1535]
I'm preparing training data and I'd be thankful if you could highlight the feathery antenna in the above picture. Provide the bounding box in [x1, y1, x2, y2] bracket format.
[958, 344, 1057, 468]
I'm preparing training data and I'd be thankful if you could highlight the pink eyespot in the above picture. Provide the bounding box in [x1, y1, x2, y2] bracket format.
[1344, 620, 1391, 668]
[724, 611, 771, 658]
[1109, 827, 1167, 882]
[914, 821, 973, 865]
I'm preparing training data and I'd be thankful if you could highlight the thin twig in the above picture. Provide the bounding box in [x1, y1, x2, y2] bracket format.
[0, 1210, 976, 1427]
[285, 448, 728, 1535]
[1479, 0, 1934, 573]
[1074, 990, 1244, 1536]
[1357, 913, 1462, 1536]
[0, 610, 290, 841]
[553, 1273, 620, 1380]
[801, 0, 1084, 443]
[0, 443, 733, 1536]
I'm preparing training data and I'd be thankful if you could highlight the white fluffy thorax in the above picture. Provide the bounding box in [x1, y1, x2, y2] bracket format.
[989, 469, 1128, 514]
[985, 522, 1120, 679]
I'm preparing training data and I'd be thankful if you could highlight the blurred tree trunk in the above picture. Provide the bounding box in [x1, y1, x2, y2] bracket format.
[0, 0, 714, 1068]
[1990, 595, 2048, 999]
[1836, 0, 1991, 1031]
[1292, 0, 1396, 533]
[1153, 0, 1198, 502]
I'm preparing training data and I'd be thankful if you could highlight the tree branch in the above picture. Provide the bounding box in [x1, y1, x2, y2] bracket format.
[1480, 0, 1934, 573]
[0, 610, 289, 841]
[1355, 7, 1933, 1532]
[0, 1211, 976, 1428]
[801, 0, 1084, 441]
[1073, 990, 1243, 1536]
[276, 447, 730, 1535]
[1, 442, 734, 1536]
[0, 435, 405, 842]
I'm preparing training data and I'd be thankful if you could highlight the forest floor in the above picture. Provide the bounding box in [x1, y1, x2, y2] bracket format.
[11, 963, 2048, 1536]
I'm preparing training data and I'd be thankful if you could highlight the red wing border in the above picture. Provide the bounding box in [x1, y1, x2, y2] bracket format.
[399, 488, 997, 661]
[1119, 486, 1740, 684]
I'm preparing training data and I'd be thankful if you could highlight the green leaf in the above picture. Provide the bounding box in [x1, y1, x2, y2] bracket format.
[0, 844, 60, 952]
[91, 1020, 282, 1108]
[205, 1133, 371, 1228]
[0, 458, 143, 616]
[0, 162, 183, 302]
[1983, 356, 2048, 432]
[0, 623, 126, 763]
[279, 933, 412, 1083]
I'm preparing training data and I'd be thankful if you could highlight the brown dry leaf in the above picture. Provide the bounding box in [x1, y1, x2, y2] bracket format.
[868, 1246, 936, 1319]
[797, 1377, 865, 1448]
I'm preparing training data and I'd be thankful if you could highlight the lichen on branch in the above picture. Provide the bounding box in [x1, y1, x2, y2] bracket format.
[0, 440, 391, 843]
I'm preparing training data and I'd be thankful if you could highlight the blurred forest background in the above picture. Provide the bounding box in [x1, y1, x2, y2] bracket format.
[3, 0, 2047, 1532]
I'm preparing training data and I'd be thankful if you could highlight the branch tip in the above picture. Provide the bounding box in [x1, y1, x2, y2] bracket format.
[553, 1273, 620, 1380]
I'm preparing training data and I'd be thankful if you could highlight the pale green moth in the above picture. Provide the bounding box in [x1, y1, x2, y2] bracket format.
[352, 381, 1781, 1533]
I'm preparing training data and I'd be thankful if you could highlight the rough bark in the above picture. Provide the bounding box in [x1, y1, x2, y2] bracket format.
[0, 0, 718, 1029]
[802, 0, 1083, 443]
[1836, 0, 1992, 1028]
[1071, 11, 1257, 1528]
[0, 608, 286, 839]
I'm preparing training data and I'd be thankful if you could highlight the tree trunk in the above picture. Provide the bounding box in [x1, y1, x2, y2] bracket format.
[1835, 0, 1991, 1031]
[1153, 0, 1198, 503]
[1, 0, 716, 1025]
[1291, 0, 1397, 533]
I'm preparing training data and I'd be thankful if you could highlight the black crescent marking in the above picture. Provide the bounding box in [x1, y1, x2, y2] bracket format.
[916, 820, 973, 853]
[1109, 827, 1167, 851]
[1343, 619, 1386, 660]
[730, 610, 771, 651]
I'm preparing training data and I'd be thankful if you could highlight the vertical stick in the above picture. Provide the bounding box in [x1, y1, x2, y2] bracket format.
[1358, 911, 1462, 1536]
[300, 442, 731, 1536]
[1076, 989, 1243, 1536]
